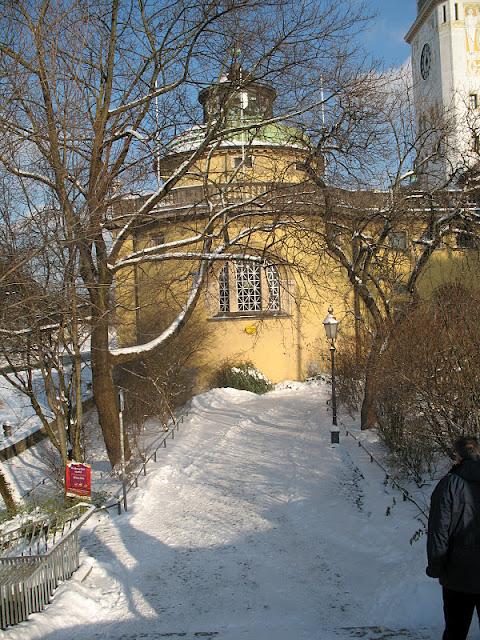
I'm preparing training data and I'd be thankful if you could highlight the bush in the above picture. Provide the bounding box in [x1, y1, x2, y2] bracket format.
[374, 283, 480, 477]
[376, 391, 437, 482]
[335, 335, 369, 415]
[212, 361, 273, 394]
[115, 310, 209, 453]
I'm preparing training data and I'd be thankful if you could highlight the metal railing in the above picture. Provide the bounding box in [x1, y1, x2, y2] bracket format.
[0, 503, 95, 629]
[103, 408, 190, 514]
[340, 418, 429, 520]
[0, 405, 191, 628]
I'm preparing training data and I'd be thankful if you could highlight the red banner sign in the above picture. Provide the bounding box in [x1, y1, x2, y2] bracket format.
[65, 462, 91, 499]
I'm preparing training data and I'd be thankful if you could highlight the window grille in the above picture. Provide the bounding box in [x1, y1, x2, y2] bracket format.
[236, 263, 262, 311]
[219, 263, 230, 312]
[389, 231, 408, 250]
[265, 264, 281, 310]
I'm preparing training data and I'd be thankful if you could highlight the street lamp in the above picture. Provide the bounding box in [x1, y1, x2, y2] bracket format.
[323, 305, 340, 442]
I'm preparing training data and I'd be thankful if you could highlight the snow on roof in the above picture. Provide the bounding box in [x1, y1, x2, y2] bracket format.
[167, 122, 307, 155]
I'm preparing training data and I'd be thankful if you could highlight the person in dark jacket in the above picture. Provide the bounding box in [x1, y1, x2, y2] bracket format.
[427, 436, 480, 640]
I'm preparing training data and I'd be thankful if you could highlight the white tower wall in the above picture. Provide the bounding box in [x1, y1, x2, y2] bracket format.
[406, 0, 480, 184]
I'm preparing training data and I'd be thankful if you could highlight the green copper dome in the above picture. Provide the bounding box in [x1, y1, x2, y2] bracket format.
[166, 66, 307, 156]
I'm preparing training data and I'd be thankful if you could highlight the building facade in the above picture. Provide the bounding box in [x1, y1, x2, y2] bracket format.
[406, 0, 480, 184]
[114, 71, 348, 386]
[114, 61, 480, 389]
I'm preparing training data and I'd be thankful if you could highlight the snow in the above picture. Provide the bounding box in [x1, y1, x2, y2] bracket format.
[1, 382, 463, 640]
[230, 366, 271, 383]
[0, 366, 92, 451]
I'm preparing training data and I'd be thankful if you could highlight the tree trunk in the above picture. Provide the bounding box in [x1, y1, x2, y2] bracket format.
[360, 330, 384, 430]
[91, 319, 130, 468]
[0, 464, 18, 513]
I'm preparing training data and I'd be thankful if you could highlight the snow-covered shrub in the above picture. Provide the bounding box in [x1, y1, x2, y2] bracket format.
[212, 361, 273, 394]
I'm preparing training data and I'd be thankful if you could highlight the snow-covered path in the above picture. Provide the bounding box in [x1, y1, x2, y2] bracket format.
[5, 384, 448, 640]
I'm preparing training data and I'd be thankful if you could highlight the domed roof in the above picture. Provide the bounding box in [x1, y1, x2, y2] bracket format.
[168, 122, 307, 155]
[165, 66, 307, 157]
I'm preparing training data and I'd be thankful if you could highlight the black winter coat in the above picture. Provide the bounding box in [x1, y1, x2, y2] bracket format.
[427, 460, 480, 593]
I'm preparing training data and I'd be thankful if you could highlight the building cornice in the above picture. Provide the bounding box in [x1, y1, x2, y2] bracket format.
[405, 0, 441, 43]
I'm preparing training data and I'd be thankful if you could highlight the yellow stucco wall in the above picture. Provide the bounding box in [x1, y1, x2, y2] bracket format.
[160, 146, 316, 186]
[418, 247, 480, 297]
[114, 139, 480, 390]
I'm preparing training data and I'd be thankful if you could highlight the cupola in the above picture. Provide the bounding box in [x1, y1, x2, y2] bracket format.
[198, 63, 277, 124]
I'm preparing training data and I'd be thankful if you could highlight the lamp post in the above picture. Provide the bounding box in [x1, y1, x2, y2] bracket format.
[323, 305, 340, 443]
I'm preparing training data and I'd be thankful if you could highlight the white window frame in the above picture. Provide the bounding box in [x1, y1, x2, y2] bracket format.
[233, 155, 254, 169]
[215, 260, 283, 316]
[236, 262, 262, 312]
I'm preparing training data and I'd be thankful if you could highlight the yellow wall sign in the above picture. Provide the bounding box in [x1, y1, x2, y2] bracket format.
[245, 325, 257, 335]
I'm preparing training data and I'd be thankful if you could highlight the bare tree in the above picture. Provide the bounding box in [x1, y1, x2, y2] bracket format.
[0, 198, 88, 465]
[0, 0, 373, 467]
[298, 66, 480, 428]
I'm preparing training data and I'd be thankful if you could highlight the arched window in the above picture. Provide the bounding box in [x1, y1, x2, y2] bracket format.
[216, 260, 284, 316]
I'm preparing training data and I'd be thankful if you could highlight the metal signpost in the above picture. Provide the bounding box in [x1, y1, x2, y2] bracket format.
[118, 388, 128, 512]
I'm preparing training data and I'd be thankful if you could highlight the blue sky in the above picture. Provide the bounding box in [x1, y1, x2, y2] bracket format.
[365, 0, 417, 68]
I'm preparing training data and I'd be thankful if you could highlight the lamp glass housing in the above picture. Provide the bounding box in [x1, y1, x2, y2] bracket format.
[323, 311, 339, 341]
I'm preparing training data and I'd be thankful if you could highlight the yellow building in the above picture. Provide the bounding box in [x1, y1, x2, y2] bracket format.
[113, 70, 480, 388]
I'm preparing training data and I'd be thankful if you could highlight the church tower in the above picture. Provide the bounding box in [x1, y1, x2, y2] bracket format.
[406, 1, 480, 184]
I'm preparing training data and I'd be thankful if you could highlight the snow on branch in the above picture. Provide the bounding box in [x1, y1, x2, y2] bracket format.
[0, 155, 57, 190]
[109, 138, 224, 262]
[110, 251, 265, 272]
[109, 258, 209, 363]
[110, 233, 205, 269]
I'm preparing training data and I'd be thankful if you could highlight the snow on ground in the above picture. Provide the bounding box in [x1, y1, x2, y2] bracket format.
[0, 364, 92, 450]
[2, 382, 462, 640]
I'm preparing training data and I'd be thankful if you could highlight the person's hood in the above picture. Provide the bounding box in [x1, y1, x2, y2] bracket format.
[453, 460, 480, 483]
